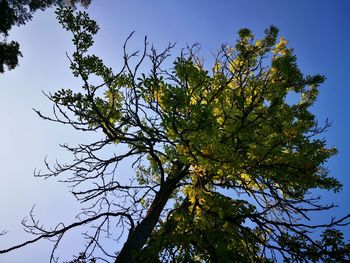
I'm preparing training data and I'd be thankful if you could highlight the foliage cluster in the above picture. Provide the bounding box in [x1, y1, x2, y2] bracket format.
[0, 0, 91, 73]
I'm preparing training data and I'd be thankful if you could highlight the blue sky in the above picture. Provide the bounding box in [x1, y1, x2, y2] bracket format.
[0, 1, 349, 262]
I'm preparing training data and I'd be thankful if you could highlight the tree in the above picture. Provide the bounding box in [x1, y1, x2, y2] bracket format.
[1, 7, 350, 262]
[0, 0, 91, 73]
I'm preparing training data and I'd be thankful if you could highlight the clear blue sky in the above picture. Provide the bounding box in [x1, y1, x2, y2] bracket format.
[0, 1, 349, 262]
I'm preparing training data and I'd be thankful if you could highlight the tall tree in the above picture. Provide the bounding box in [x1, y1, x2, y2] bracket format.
[1, 8, 349, 262]
[0, 0, 91, 73]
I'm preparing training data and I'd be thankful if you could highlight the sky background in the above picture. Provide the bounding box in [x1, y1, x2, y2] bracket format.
[0, 0, 350, 262]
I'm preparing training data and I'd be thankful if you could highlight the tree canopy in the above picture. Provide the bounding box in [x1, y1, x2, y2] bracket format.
[0, 0, 91, 73]
[1, 7, 349, 263]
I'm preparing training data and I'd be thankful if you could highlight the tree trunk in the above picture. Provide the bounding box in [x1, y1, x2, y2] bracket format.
[115, 162, 187, 263]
